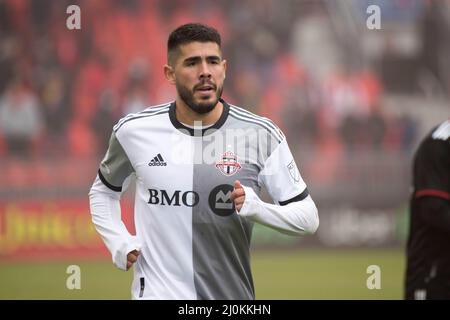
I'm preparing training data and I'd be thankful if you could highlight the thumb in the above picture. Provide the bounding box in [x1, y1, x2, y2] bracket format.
[234, 180, 242, 190]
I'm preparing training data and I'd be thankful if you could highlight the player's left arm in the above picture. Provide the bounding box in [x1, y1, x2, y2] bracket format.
[414, 137, 450, 232]
[415, 197, 450, 232]
[231, 138, 319, 236]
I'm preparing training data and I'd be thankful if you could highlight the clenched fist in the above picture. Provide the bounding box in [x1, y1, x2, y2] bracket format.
[230, 180, 245, 213]
[126, 249, 140, 271]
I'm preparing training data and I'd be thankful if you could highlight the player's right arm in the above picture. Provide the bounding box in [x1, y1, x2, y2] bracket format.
[88, 131, 141, 271]
[232, 134, 319, 236]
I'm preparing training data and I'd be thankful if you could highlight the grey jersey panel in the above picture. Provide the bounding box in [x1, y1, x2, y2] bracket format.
[99, 131, 134, 188]
[192, 111, 281, 299]
[192, 161, 255, 300]
[192, 146, 257, 299]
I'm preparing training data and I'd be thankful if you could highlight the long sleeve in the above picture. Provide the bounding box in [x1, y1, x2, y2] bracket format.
[238, 185, 319, 235]
[88, 131, 140, 270]
[89, 175, 141, 270]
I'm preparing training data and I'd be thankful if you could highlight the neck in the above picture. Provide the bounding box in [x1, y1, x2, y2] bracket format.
[175, 98, 223, 126]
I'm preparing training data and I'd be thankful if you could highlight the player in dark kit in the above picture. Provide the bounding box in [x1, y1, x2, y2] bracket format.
[405, 119, 450, 300]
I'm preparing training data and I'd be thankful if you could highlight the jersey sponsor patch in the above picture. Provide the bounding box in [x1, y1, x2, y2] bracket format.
[208, 184, 235, 216]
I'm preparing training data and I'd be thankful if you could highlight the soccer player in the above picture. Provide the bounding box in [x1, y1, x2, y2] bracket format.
[405, 119, 450, 300]
[89, 23, 319, 300]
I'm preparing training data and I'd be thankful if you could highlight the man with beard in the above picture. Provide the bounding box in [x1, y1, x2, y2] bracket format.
[89, 23, 319, 299]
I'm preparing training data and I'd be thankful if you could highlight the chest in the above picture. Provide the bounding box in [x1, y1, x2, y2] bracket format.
[127, 132, 261, 193]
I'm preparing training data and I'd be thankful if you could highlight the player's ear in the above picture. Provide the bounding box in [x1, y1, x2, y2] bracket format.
[222, 59, 227, 80]
[164, 64, 176, 85]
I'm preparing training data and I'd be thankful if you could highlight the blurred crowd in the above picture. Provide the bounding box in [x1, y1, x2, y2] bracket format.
[0, 0, 449, 189]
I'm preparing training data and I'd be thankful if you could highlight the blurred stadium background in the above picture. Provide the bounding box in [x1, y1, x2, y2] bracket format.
[0, 0, 449, 299]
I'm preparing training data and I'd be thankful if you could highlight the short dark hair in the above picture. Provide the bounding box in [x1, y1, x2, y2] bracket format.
[167, 23, 221, 65]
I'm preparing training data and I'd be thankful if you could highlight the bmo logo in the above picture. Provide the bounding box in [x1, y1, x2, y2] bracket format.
[208, 184, 235, 217]
[148, 189, 199, 207]
[147, 185, 235, 215]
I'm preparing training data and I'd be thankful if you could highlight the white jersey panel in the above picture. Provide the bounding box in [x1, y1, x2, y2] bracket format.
[116, 110, 197, 299]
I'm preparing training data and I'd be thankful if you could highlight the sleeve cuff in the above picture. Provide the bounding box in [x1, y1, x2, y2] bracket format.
[98, 169, 123, 192]
[113, 236, 142, 271]
[279, 188, 309, 206]
[237, 185, 260, 218]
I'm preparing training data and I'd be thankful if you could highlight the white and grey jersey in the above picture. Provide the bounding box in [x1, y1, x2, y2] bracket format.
[94, 99, 309, 299]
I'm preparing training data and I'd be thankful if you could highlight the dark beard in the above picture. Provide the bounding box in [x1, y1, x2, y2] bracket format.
[176, 82, 223, 114]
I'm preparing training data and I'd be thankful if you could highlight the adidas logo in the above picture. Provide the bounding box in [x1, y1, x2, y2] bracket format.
[148, 154, 167, 166]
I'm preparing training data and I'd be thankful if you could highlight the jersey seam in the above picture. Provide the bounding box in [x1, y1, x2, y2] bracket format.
[228, 112, 283, 144]
[114, 109, 170, 133]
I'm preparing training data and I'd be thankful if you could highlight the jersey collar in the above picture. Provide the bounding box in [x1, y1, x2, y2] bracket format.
[169, 98, 230, 136]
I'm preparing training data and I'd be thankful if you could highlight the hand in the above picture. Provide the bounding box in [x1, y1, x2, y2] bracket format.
[230, 180, 245, 213]
[126, 249, 140, 271]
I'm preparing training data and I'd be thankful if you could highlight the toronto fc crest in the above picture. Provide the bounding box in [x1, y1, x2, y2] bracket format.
[215, 151, 241, 176]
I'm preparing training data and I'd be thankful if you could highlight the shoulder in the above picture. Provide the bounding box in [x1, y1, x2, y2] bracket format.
[421, 120, 450, 150]
[227, 103, 285, 143]
[113, 102, 172, 133]
[430, 119, 450, 142]
[416, 120, 450, 165]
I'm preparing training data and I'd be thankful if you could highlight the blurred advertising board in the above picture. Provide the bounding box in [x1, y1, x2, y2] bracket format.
[0, 200, 134, 261]
[0, 199, 408, 261]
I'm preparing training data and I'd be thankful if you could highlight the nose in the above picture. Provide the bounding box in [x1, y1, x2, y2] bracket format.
[199, 61, 211, 79]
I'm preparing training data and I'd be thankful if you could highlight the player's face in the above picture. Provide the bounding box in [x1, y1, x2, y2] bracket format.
[167, 41, 227, 114]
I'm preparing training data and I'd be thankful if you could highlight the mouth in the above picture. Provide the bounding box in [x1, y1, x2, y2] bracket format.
[195, 84, 216, 94]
